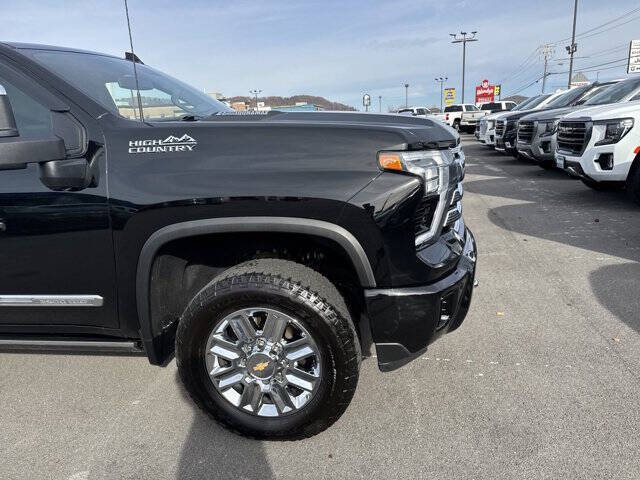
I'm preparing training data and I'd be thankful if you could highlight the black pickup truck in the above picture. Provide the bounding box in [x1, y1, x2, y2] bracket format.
[0, 42, 477, 439]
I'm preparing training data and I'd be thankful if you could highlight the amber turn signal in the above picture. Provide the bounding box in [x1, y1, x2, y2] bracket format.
[378, 153, 404, 171]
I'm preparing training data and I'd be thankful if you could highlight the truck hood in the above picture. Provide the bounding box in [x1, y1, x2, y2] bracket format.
[562, 100, 640, 121]
[198, 110, 459, 149]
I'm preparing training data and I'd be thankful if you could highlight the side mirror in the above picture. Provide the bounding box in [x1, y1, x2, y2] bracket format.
[0, 86, 19, 138]
[39, 157, 98, 191]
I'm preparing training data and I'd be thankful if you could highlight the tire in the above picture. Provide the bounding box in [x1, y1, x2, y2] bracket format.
[453, 119, 460, 131]
[626, 161, 640, 205]
[176, 258, 361, 440]
[580, 177, 624, 191]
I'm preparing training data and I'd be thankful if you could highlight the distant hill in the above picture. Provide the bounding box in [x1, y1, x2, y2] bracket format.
[227, 95, 356, 111]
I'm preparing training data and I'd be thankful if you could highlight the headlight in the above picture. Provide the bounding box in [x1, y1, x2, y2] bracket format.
[378, 150, 451, 195]
[594, 118, 634, 146]
[488, 120, 495, 129]
[541, 119, 559, 136]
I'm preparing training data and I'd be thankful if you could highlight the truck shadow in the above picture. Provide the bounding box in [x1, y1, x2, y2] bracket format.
[589, 263, 640, 334]
[174, 371, 275, 480]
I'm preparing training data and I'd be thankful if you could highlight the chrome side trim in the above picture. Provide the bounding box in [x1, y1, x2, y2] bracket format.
[0, 295, 103, 307]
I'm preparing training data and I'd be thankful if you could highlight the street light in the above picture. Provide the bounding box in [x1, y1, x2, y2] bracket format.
[404, 83, 409, 107]
[249, 89, 262, 111]
[378, 95, 382, 113]
[450, 31, 478, 103]
[435, 77, 447, 111]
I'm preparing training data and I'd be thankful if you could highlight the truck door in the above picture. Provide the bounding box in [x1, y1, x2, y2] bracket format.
[0, 58, 118, 329]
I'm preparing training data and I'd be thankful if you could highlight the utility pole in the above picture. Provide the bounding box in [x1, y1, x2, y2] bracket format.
[566, 0, 579, 89]
[435, 77, 447, 111]
[450, 31, 478, 103]
[378, 95, 382, 112]
[540, 44, 555, 93]
[404, 83, 409, 107]
[249, 89, 262, 111]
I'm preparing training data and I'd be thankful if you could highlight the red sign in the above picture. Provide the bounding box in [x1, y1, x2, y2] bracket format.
[475, 79, 495, 104]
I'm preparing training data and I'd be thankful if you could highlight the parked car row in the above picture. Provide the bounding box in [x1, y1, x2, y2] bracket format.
[474, 76, 640, 204]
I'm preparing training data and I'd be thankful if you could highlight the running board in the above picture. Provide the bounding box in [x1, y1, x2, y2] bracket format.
[0, 338, 145, 355]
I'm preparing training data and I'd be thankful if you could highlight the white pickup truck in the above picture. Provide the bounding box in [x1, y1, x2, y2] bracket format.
[435, 104, 485, 132]
[556, 99, 640, 203]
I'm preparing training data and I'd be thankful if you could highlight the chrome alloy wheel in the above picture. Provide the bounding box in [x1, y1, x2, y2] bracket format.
[205, 307, 322, 417]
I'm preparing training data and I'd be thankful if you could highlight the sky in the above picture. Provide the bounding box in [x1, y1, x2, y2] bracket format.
[4, 0, 640, 111]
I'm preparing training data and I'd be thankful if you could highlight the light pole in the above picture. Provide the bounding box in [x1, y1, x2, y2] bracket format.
[435, 77, 447, 111]
[566, 0, 579, 89]
[249, 89, 262, 111]
[450, 31, 478, 103]
[404, 83, 409, 107]
[378, 95, 382, 112]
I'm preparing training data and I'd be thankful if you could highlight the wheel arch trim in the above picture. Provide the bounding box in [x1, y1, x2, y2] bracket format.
[135, 216, 376, 365]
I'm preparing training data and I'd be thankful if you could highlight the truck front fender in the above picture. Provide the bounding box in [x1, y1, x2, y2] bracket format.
[135, 216, 377, 365]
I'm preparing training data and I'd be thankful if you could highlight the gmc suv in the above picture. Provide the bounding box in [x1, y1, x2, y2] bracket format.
[0, 42, 476, 439]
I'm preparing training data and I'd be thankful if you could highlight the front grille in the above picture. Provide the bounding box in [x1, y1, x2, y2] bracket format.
[413, 197, 437, 236]
[557, 121, 590, 155]
[495, 120, 505, 137]
[517, 121, 535, 144]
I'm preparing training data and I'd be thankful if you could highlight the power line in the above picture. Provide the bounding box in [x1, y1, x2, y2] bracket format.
[550, 5, 640, 45]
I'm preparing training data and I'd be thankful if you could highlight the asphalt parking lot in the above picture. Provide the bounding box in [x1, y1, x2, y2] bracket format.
[2, 135, 639, 480]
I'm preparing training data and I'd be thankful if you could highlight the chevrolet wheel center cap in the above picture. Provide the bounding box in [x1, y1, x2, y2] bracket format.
[247, 353, 275, 379]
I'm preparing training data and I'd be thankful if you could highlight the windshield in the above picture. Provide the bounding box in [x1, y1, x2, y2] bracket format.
[584, 77, 640, 105]
[23, 49, 232, 121]
[511, 96, 538, 111]
[545, 86, 589, 108]
[525, 94, 552, 110]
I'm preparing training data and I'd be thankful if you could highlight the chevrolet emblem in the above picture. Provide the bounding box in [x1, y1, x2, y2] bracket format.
[253, 361, 270, 372]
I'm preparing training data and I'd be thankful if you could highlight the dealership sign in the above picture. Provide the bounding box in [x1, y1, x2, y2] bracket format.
[628, 40, 640, 74]
[475, 79, 495, 104]
[444, 87, 456, 106]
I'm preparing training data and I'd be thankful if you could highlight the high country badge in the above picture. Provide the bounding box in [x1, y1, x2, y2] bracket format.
[128, 134, 197, 154]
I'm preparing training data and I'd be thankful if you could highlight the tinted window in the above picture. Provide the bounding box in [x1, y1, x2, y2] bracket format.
[480, 103, 497, 110]
[585, 77, 640, 105]
[445, 105, 462, 112]
[574, 84, 611, 105]
[505, 102, 516, 110]
[416, 108, 427, 115]
[0, 74, 51, 138]
[465, 105, 479, 111]
[546, 86, 589, 108]
[526, 94, 552, 109]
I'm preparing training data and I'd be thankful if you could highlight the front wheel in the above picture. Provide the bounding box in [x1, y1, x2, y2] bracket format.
[452, 119, 460, 131]
[539, 159, 554, 170]
[626, 161, 640, 205]
[176, 259, 361, 439]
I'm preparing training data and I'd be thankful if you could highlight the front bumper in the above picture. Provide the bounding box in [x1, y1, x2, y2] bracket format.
[530, 132, 557, 163]
[364, 228, 477, 372]
[496, 130, 517, 153]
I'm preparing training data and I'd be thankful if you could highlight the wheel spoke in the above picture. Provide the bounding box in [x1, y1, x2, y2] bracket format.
[261, 311, 288, 343]
[270, 385, 295, 414]
[228, 313, 257, 343]
[284, 338, 315, 362]
[209, 335, 242, 361]
[285, 368, 318, 391]
[217, 369, 244, 389]
[239, 382, 262, 412]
